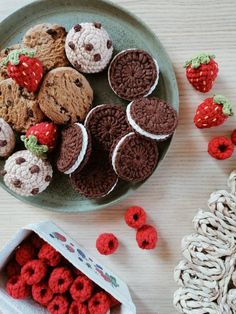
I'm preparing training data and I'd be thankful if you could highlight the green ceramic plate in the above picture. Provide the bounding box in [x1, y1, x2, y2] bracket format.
[0, 0, 179, 212]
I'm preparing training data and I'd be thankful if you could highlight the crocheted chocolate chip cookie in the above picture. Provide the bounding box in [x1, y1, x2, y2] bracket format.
[23, 23, 69, 72]
[111, 132, 158, 182]
[0, 79, 44, 132]
[0, 44, 22, 82]
[38, 67, 93, 125]
[0, 118, 15, 157]
[84, 104, 131, 151]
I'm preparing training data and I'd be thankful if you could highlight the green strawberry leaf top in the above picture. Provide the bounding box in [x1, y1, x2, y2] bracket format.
[0, 48, 35, 68]
[184, 53, 215, 69]
[213, 94, 233, 116]
[21, 135, 48, 159]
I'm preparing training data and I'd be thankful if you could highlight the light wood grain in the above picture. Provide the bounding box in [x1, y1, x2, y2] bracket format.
[0, 1, 236, 313]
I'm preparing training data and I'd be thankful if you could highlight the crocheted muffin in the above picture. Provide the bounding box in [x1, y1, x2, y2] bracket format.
[65, 22, 113, 73]
[108, 49, 159, 101]
[2, 150, 53, 196]
[57, 123, 92, 174]
[0, 118, 15, 157]
[127, 97, 178, 141]
[84, 104, 131, 151]
[111, 132, 158, 182]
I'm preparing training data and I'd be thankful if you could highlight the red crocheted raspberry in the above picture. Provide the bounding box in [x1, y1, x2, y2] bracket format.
[30, 233, 45, 249]
[70, 275, 94, 302]
[231, 129, 236, 145]
[96, 233, 119, 255]
[49, 267, 73, 293]
[6, 260, 21, 277]
[47, 294, 69, 314]
[136, 225, 158, 250]
[38, 243, 62, 267]
[32, 281, 54, 306]
[69, 301, 89, 314]
[125, 206, 147, 229]
[6, 275, 31, 299]
[15, 241, 35, 266]
[208, 136, 234, 160]
[21, 259, 47, 285]
[108, 293, 120, 307]
[88, 291, 110, 314]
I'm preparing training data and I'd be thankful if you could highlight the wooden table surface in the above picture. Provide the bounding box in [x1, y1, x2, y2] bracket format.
[0, 0, 236, 313]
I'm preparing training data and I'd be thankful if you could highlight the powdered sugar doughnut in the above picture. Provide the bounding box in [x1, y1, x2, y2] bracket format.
[0, 118, 15, 157]
[65, 22, 113, 73]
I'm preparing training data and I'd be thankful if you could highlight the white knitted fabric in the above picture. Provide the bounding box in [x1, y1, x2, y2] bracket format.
[174, 170, 236, 314]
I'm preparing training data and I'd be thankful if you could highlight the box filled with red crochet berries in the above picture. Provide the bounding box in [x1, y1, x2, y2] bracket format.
[0, 221, 136, 314]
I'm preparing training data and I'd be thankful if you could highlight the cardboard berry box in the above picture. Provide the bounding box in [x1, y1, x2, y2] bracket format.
[0, 221, 136, 314]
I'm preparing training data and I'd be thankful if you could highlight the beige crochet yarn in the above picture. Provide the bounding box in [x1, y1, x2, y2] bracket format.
[174, 170, 236, 314]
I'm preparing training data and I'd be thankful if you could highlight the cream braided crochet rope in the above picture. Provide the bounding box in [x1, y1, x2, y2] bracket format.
[174, 170, 236, 314]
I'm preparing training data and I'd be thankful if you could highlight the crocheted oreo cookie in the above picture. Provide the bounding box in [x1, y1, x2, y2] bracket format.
[84, 104, 131, 151]
[65, 22, 113, 73]
[111, 132, 158, 182]
[70, 151, 118, 198]
[2, 150, 53, 196]
[57, 123, 92, 174]
[0, 118, 15, 157]
[127, 97, 178, 141]
[108, 49, 159, 101]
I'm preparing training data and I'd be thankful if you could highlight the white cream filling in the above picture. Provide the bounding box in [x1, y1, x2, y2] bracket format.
[126, 102, 170, 141]
[84, 104, 106, 127]
[102, 177, 119, 197]
[64, 123, 89, 175]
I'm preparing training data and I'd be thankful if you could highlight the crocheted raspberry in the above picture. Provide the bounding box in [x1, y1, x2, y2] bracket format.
[38, 243, 62, 267]
[15, 241, 35, 266]
[47, 294, 69, 314]
[208, 136, 234, 160]
[231, 129, 236, 145]
[125, 206, 147, 229]
[30, 233, 45, 249]
[69, 301, 89, 314]
[6, 260, 21, 277]
[88, 291, 110, 314]
[32, 281, 54, 306]
[96, 233, 119, 255]
[136, 225, 158, 250]
[49, 267, 73, 294]
[70, 275, 94, 302]
[6, 275, 31, 299]
[21, 259, 47, 285]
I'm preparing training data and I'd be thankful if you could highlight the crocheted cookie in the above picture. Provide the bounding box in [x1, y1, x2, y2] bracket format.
[84, 104, 131, 151]
[2, 150, 53, 196]
[127, 97, 178, 141]
[0, 44, 22, 82]
[38, 67, 93, 124]
[65, 22, 113, 73]
[108, 49, 159, 101]
[0, 118, 15, 157]
[57, 123, 92, 174]
[23, 23, 69, 72]
[0, 78, 44, 132]
[111, 132, 158, 182]
[70, 151, 118, 198]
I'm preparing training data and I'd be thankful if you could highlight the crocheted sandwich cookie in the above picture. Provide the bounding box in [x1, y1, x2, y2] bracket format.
[111, 132, 158, 182]
[57, 123, 92, 174]
[65, 22, 113, 73]
[208, 136, 234, 160]
[2, 150, 53, 196]
[136, 225, 158, 250]
[0, 118, 15, 157]
[38, 67, 93, 124]
[70, 150, 118, 198]
[84, 104, 131, 151]
[108, 49, 159, 101]
[184, 53, 218, 93]
[127, 97, 178, 141]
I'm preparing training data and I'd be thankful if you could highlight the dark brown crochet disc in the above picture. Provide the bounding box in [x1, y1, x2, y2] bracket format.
[56, 124, 91, 173]
[85, 104, 131, 151]
[130, 97, 178, 135]
[111, 133, 158, 183]
[109, 49, 157, 101]
[70, 150, 118, 198]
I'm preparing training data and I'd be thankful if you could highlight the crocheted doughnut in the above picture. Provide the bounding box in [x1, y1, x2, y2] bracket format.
[70, 275, 94, 302]
[0, 118, 15, 157]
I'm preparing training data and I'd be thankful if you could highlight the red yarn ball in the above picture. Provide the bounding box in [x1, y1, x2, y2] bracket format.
[70, 275, 94, 303]
[6, 260, 21, 277]
[6, 275, 31, 299]
[15, 241, 35, 266]
[21, 259, 47, 285]
[47, 294, 69, 314]
[231, 129, 236, 145]
[125, 206, 147, 229]
[38, 243, 62, 267]
[88, 291, 110, 314]
[96, 233, 119, 255]
[69, 301, 89, 314]
[48, 267, 73, 294]
[32, 281, 54, 306]
[136, 225, 158, 250]
[208, 136, 234, 160]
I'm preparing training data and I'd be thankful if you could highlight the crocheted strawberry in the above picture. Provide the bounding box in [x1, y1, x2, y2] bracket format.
[0, 49, 43, 93]
[194, 95, 233, 129]
[184, 53, 218, 92]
